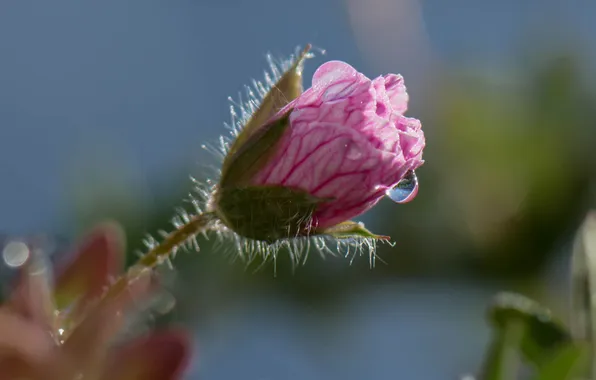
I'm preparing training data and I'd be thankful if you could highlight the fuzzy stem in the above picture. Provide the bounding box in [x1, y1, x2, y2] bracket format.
[137, 212, 216, 268]
[64, 212, 216, 340]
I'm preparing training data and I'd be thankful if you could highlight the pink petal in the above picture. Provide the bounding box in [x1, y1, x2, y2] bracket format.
[312, 61, 359, 86]
[383, 74, 408, 114]
[395, 116, 425, 163]
[102, 331, 191, 380]
[297, 61, 370, 107]
[254, 122, 403, 228]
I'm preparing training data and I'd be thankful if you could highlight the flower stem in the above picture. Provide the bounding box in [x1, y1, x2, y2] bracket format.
[481, 318, 526, 380]
[136, 212, 216, 269]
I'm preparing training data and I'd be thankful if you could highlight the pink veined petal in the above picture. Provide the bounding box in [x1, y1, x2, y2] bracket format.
[312, 60, 360, 87]
[291, 86, 401, 155]
[399, 130, 425, 161]
[254, 120, 405, 228]
[296, 61, 371, 107]
[383, 74, 408, 114]
[308, 147, 413, 228]
[371, 77, 392, 119]
[257, 122, 377, 190]
[395, 115, 425, 161]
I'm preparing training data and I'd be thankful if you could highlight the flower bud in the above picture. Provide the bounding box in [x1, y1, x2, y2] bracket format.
[213, 49, 425, 243]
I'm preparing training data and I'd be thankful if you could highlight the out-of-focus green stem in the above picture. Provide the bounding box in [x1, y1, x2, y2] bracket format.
[482, 318, 526, 380]
[570, 211, 596, 380]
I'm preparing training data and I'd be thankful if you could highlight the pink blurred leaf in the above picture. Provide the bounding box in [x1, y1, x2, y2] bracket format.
[54, 222, 124, 316]
[0, 308, 53, 362]
[9, 252, 57, 333]
[102, 331, 191, 380]
[61, 269, 153, 377]
[0, 308, 71, 380]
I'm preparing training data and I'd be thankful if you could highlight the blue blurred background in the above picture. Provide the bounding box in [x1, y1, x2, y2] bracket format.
[1, 0, 596, 378]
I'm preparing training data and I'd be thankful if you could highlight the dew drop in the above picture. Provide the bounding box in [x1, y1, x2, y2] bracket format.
[386, 171, 419, 203]
[346, 143, 362, 160]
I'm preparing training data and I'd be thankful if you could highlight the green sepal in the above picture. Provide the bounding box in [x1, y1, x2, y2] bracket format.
[219, 110, 291, 187]
[316, 221, 389, 240]
[214, 185, 328, 243]
[221, 45, 312, 180]
[487, 292, 572, 369]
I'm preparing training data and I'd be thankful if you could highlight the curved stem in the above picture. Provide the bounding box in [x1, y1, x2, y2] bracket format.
[482, 319, 526, 380]
[571, 211, 596, 379]
[136, 212, 216, 268]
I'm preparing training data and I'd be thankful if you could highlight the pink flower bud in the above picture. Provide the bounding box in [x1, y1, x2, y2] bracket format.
[250, 61, 425, 229]
[214, 57, 425, 243]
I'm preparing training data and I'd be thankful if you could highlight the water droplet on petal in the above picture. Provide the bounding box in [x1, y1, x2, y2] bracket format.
[386, 171, 419, 203]
[346, 143, 362, 160]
